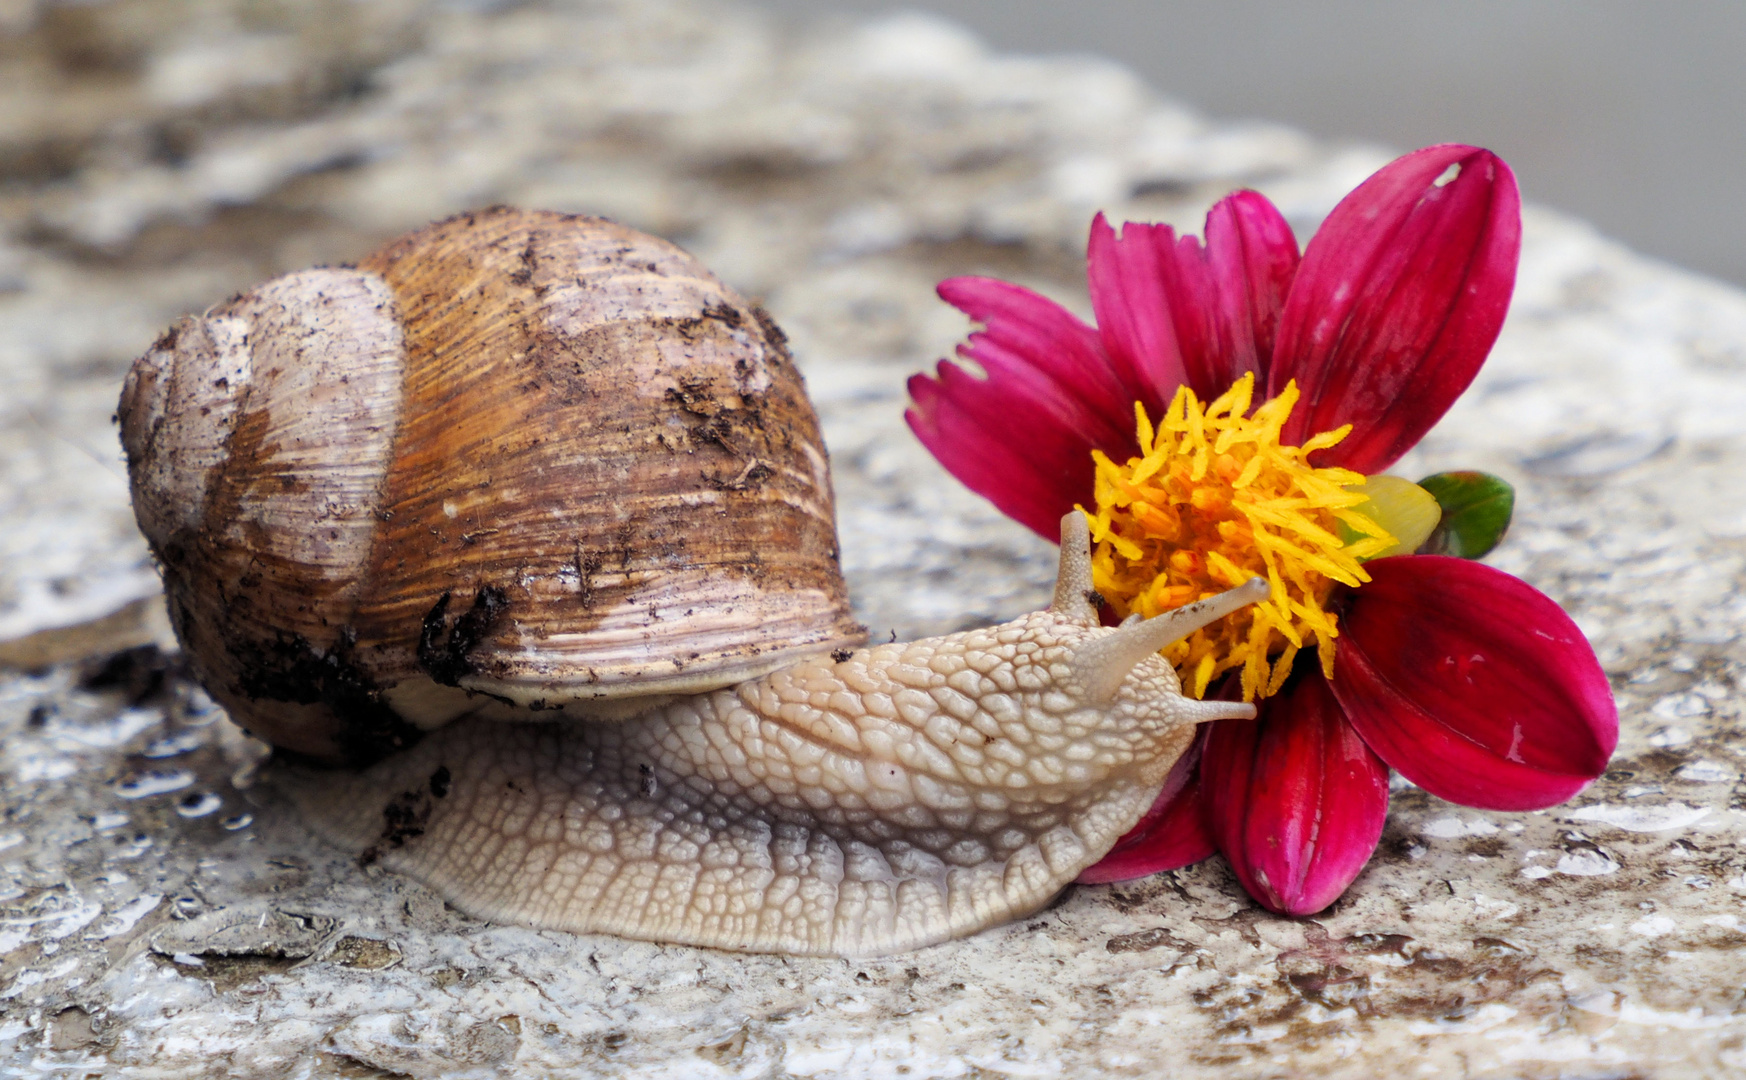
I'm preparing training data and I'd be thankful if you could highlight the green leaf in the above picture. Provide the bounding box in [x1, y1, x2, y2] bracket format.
[1415, 471, 1515, 559]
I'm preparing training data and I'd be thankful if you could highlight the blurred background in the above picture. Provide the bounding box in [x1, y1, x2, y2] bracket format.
[756, 0, 1746, 288]
[5, 0, 1746, 645]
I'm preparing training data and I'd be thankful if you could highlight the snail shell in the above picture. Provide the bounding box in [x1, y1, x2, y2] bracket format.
[118, 210, 1265, 955]
[119, 208, 863, 766]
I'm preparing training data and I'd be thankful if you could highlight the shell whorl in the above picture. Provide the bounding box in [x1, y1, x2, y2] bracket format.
[119, 209, 865, 765]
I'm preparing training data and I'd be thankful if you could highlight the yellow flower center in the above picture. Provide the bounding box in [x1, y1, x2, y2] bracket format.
[1082, 373, 1397, 702]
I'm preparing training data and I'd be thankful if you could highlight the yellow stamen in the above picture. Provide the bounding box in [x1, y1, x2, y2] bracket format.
[1079, 373, 1391, 701]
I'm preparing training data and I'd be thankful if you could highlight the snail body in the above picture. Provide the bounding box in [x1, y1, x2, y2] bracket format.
[119, 209, 1262, 956]
[295, 538, 1264, 955]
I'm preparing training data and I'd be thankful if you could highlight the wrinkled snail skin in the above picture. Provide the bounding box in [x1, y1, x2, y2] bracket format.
[118, 207, 1268, 955]
[291, 520, 1266, 956]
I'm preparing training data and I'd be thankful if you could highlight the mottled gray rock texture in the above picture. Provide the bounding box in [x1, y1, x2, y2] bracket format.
[4, 1, 1746, 1076]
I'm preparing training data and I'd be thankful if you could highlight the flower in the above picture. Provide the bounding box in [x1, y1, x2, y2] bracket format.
[906, 144, 1618, 916]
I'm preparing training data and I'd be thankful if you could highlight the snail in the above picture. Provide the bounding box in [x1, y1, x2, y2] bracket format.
[117, 208, 1265, 956]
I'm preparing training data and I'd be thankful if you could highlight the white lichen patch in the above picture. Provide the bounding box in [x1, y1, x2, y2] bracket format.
[1567, 802, 1714, 832]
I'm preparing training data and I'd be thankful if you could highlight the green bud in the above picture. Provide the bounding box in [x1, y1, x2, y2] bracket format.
[1416, 471, 1515, 559]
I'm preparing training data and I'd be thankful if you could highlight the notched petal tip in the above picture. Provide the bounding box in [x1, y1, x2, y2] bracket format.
[1086, 212, 1191, 409]
[911, 275, 1141, 539]
[1202, 189, 1301, 390]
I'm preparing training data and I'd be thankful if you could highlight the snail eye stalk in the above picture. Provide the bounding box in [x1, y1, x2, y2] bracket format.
[1072, 577, 1270, 705]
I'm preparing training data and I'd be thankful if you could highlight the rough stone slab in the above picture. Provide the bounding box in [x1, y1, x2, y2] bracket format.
[3, 1, 1746, 1076]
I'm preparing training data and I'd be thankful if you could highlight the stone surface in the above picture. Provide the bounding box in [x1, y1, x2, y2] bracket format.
[3, 0, 1746, 1075]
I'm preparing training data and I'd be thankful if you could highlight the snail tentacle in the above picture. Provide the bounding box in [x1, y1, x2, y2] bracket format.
[1071, 577, 1271, 705]
[1049, 512, 1099, 624]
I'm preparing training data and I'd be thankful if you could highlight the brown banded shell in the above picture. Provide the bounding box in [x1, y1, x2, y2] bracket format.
[118, 208, 865, 766]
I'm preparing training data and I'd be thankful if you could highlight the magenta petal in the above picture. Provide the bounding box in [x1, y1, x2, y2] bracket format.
[1202, 674, 1390, 916]
[1078, 734, 1214, 884]
[1148, 231, 1223, 402]
[936, 276, 1133, 421]
[907, 366, 1094, 539]
[1201, 190, 1301, 392]
[1086, 213, 1191, 410]
[1330, 556, 1618, 811]
[1270, 145, 1521, 472]
[908, 277, 1138, 537]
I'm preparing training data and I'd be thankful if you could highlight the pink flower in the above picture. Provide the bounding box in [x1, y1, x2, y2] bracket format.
[907, 145, 1617, 916]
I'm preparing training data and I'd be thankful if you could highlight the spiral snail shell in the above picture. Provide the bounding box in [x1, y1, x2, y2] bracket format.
[119, 208, 862, 766]
[118, 208, 1264, 955]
